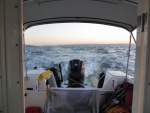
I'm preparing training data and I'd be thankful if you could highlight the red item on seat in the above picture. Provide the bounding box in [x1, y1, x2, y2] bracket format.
[25, 107, 41, 113]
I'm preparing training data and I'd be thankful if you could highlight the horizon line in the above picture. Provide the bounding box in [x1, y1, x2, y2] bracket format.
[26, 43, 136, 46]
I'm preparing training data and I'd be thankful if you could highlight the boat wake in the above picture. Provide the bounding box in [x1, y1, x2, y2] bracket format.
[25, 44, 136, 82]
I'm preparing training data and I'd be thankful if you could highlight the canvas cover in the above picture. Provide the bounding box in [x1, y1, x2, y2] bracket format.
[44, 88, 113, 113]
[23, 0, 138, 32]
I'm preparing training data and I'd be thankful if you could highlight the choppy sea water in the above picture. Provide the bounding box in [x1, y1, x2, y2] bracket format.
[25, 44, 135, 87]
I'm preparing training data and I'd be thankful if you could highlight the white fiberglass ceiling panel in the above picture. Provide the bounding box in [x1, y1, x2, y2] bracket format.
[23, 0, 138, 32]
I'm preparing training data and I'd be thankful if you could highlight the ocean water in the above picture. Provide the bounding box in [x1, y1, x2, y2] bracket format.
[25, 44, 135, 86]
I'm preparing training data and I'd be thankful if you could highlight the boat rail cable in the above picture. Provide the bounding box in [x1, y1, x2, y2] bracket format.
[131, 32, 136, 43]
[23, 32, 28, 80]
[99, 73, 105, 82]
[99, 58, 108, 71]
[125, 34, 132, 81]
[69, 78, 85, 88]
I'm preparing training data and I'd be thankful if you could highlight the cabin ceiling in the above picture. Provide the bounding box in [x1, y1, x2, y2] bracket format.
[23, 0, 139, 32]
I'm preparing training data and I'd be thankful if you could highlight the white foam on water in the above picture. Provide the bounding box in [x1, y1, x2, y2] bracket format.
[25, 44, 136, 85]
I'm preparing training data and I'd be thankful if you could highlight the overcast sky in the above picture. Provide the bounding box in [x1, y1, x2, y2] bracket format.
[24, 23, 136, 45]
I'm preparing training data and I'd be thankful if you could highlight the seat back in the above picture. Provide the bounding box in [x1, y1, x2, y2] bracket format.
[45, 88, 96, 113]
[44, 88, 113, 113]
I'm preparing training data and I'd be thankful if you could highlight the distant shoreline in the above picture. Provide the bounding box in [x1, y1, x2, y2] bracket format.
[26, 43, 136, 47]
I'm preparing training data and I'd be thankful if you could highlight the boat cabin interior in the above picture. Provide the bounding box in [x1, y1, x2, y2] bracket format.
[1, 0, 150, 113]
